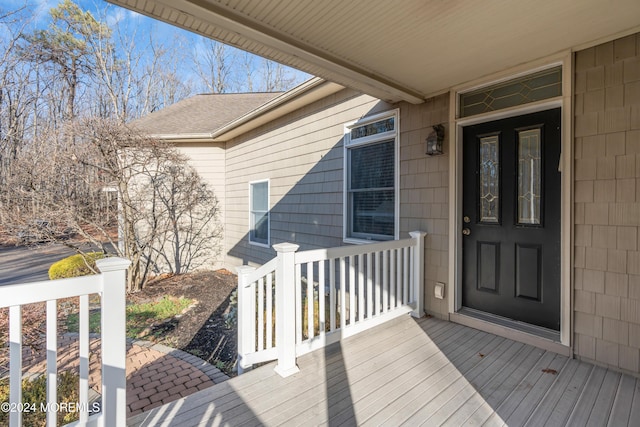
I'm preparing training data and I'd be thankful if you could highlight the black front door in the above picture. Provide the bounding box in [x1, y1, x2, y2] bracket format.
[462, 108, 561, 331]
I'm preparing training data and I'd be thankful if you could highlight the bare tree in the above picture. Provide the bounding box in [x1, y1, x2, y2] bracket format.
[240, 51, 255, 92]
[193, 38, 236, 93]
[144, 161, 221, 274]
[261, 58, 286, 92]
[1, 118, 222, 291]
[0, 5, 34, 183]
[139, 34, 193, 115]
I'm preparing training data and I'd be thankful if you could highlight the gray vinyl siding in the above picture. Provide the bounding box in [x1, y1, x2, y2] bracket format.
[224, 89, 393, 267]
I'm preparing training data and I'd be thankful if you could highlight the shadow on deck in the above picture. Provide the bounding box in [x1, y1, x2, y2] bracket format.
[127, 315, 640, 426]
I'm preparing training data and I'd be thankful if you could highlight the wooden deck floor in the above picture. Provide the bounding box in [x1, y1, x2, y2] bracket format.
[127, 315, 640, 426]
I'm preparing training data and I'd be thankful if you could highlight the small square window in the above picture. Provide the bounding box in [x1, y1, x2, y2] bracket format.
[250, 180, 269, 246]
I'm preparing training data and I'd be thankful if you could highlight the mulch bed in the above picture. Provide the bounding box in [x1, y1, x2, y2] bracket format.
[128, 270, 238, 376]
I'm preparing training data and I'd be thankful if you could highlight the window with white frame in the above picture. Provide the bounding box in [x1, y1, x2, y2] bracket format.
[249, 180, 269, 246]
[344, 110, 399, 242]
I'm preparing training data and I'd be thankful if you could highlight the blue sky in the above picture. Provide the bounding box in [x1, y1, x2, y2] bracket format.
[3, 0, 308, 94]
[15, 0, 207, 46]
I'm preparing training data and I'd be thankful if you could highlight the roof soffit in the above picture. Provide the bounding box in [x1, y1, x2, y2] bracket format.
[108, 0, 640, 104]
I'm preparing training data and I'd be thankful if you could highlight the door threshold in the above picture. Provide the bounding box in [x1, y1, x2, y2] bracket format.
[451, 308, 570, 356]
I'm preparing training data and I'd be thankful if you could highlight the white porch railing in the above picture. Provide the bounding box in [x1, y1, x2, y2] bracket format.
[237, 231, 426, 377]
[0, 257, 130, 427]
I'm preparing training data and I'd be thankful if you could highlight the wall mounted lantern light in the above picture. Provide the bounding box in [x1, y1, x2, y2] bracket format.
[426, 124, 445, 156]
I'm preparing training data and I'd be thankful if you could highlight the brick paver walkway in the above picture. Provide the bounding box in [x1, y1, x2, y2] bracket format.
[13, 335, 229, 416]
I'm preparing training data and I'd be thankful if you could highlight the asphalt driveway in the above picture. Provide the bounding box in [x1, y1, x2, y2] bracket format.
[0, 244, 76, 285]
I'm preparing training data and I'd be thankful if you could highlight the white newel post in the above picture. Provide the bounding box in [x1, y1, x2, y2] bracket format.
[410, 231, 427, 318]
[236, 266, 256, 375]
[96, 257, 131, 427]
[273, 242, 300, 377]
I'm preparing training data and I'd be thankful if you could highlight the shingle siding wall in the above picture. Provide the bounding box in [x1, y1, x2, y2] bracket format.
[574, 33, 640, 375]
[174, 142, 226, 269]
[398, 95, 450, 318]
[224, 89, 393, 266]
[223, 89, 450, 318]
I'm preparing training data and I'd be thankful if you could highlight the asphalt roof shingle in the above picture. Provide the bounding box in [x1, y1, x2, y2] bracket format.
[130, 92, 282, 137]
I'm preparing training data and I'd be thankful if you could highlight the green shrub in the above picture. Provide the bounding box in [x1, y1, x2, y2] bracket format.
[48, 252, 105, 280]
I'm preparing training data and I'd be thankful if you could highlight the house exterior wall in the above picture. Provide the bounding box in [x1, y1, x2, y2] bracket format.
[573, 33, 640, 375]
[398, 95, 450, 318]
[222, 88, 450, 323]
[174, 142, 226, 269]
[223, 89, 393, 266]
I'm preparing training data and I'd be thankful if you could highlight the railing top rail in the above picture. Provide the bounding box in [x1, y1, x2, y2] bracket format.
[0, 275, 104, 308]
[240, 257, 278, 285]
[295, 236, 417, 265]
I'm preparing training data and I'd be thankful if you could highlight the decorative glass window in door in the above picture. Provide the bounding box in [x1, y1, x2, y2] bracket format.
[517, 128, 542, 225]
[479, 135, 500, 223]
[460, 66, 562, 117]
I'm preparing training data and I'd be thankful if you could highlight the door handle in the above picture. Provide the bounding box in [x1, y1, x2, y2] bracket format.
[462, 228, 471, 236]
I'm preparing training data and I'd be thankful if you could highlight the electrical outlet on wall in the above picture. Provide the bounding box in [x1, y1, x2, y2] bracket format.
[434, 282, 445, 299]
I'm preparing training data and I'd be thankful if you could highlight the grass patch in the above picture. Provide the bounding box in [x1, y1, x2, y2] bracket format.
[66, 296, 194, 339]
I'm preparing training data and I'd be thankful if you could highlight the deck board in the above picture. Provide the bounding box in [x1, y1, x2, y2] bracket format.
[361, 332, 505, 425]
[127, 315, 640, 427]
[330, 323, 489, 425]
[525, 358, 581, 426]
[566, 365, 608, 425]
[463, 343, 544, 426]
[608, 374, 636, 426]
[545, 361, 593, 426]
[406, 340, 524, 426]
[629, 380, 640, 425]
[587, 370, 621, 426]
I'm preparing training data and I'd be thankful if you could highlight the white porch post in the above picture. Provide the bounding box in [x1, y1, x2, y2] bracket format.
[273, 242, 300, 378]
[96, 257, 130, 427]
[410, 231, 427, 318]
[236, 266, 256, 375]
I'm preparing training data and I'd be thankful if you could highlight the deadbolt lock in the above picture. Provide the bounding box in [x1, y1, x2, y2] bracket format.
[463, 216, 470, 223]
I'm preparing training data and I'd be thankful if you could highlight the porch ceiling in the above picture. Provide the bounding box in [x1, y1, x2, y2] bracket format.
[108, 0, 640, 104]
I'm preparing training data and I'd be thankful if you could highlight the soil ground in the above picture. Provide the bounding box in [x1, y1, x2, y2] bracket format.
[128, 270, 238, 376]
